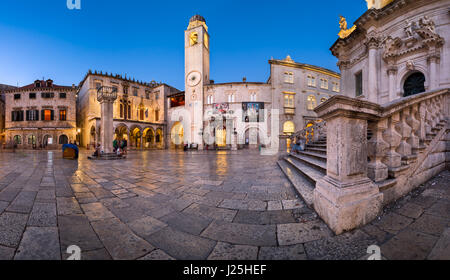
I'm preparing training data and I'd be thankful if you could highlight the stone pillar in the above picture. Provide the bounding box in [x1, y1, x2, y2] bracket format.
[313, 96, 383, 234]
[387, 67, 397, 102]
[97, 87, 118, 154]
[367, 37, 379, 103]
[100, 101, 114, 153]
[279, 134, 289, 153]
[428, 55, 439, 90]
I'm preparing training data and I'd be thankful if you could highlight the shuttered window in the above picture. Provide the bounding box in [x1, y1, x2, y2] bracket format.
[41, 109, 54, 121]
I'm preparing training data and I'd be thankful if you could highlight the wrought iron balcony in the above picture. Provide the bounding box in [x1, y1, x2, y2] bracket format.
[97, 86, 118, 102]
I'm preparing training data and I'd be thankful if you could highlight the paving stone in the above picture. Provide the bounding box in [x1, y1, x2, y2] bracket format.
[0, 245, 15, 260]
[160, 212, 212, 235]
[408, 214, 448, 236]
[80, 202, 115, 221]
[360, 224, 390, 244]
[282, 199, 305, 210]
[375, 213, 414, 234]
[15, 227, 60, 260]
[259, 244, 306, 260]
[395, 202, 424, 219]
[267, 201, 283, 211]
[139, 249, 175, 260]
[304, 230, 377, 260]
[59, 215, 104, 256]
[410, 195, 439, 208]
[425, 200, 450, 219]
[146, 226, 216, 260]
[277, 221, 333, 246]
[202, 221, 277, 246]
[6, 191, 37, 213]
[71, 184, 90, 193]
[219, 199, 266, 211]
[381, 229, 438, 260]
[75, 192, 98, 204]
[0, 201, 9, 215]
[0, 187, 21, 202]
[28, 202, 57, 227]
[55, 185, 74, 197]
[91, 217, 154, 260]
[35, 190, 56, 203]
[233, 210, 296, 225]
[80, 248, 112, 260]
[56, 197, 83, 216]
[427, 227, 450, 260]
[183, 203, 237, 222]
[207, 242, 258, 260]
[127, 216, 168, 238]
[108, 205, 147, 223]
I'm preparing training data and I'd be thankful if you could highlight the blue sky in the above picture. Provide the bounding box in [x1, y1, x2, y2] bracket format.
[0, 0, 367, 90]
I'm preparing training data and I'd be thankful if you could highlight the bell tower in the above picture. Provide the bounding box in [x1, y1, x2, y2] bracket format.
[185, 15, 210, 149]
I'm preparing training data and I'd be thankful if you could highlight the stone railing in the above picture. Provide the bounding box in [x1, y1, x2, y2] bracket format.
[312, 88, 449, 234]
[290, 120, 327, 144]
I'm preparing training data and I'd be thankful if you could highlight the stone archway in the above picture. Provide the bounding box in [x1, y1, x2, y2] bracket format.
[170, 122, 184, 149]
[403, 72, 426, 97]
[130, 126, 142, 149]
[155, 128, 163, 149]
[143, 127, 155, 149]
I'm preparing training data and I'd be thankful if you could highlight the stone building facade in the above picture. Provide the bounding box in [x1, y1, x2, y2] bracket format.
[167, 15, 341, 151]
[331, 0, 449, 104]
[77, 72, 180, 150]
[0, 84, 17, 145]
[3, 79, 77, 149]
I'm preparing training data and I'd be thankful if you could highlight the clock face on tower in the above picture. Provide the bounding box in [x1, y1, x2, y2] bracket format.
[186, 71, 202, 87]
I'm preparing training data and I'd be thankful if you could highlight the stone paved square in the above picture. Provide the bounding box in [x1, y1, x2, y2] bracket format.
[0, 150, 448, 260]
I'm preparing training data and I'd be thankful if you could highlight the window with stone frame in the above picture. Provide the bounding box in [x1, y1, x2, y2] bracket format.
[12, 110, 24, 121]
[59, 109, 67, 121]
[29, 93, 36, 99]
[320, 78, 329, 89]
[284, 72, 294, 84]
[26, 110, 39, 121]
[155, 109, 160, 122]
[41, 109, 54, 121]
[133, 88, 138, 97]
[284, 93, 295, 108]
[355, 71, 363, 97]
[307, 95, 317, 110]
[14, 94, 21, 100]
[59, 92, 66, 99]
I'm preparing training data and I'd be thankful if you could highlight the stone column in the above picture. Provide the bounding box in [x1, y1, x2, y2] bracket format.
[367, 37, 379, 103]
[428, 55, 439, 90]
[97, 87, 118, 154]
[313, 96, 383, 234]
[387, 67, 397, 102]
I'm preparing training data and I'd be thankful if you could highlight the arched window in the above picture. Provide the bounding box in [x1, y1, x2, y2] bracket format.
[403, 72, 426, 97]
[120, 104, 124, 118]
[28, 135, 36, 145]
[283, 121, 295, 135]
[13, 135, 22, 144]
[59, 135, 69, 145]
[155, 109, 160, 122]
[307, 95, 317, 110]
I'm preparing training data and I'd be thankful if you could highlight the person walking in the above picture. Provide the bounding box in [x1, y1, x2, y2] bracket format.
[113, 138, 118, 153]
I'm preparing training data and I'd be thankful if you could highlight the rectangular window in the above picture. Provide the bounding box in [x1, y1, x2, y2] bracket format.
[41, 92, 54, 98]
[155, 110, 159, 121]
[26, 110, 39, 121]
[59, 109, 67, 121]
[133, 89, 138, 97]
[123, 87, 128, 95]
[95, 82, 102, 90]
[355, 72, 363, 97]
[14, 94, 21, 100]
[12, 111, 24, 122]
[59, 92, 66, 99]
[284, 94, 294, 108]
[145, 91, 150, 99]
[155, 91, 160, 100]
[29, 93, 36, 99]
[284, 72, 294, 84]
[42, 109, 54, 121]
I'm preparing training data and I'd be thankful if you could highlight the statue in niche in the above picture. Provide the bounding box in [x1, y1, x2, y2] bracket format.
[404, 20, 414, 37]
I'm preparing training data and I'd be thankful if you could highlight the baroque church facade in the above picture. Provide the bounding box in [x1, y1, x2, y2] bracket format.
[168, 15, 341, 151]
[333, 0, 449, 104]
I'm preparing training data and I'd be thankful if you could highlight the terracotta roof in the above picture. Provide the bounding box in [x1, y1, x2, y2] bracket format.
[3, 80, 74, 93]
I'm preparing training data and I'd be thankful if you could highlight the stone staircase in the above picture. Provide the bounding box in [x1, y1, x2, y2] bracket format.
[278, 136, 327, 207]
